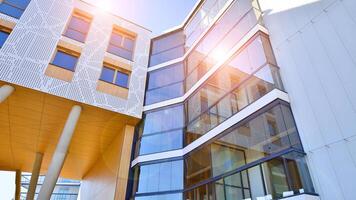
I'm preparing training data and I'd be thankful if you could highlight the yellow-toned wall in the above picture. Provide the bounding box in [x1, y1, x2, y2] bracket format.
[80, 125, 134, 200]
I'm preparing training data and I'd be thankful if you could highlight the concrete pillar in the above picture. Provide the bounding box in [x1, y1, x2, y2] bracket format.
[37, 105, 82, 200]
[26, 152, 44, 200]
[0, 84, 14, 103]
[114, 125, 135, 200]
[15, 170, 21, 200]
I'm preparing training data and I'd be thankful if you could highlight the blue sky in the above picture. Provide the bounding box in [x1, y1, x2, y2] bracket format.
[85, 0, 198, 34]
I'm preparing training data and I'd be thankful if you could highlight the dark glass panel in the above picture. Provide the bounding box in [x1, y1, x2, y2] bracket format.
[4, 0, 31, 9]
[115, 71, 129, 88]
[99, 67, 115, 83]
[0, 31, 10, 48]
[0, 2, 23, 18]
[52, 51, 78, 71]
[185, 145, 212, 187]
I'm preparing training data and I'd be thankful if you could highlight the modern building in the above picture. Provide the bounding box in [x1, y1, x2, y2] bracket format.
[0, 0, 355, 200]
[20, 173, 80, 200]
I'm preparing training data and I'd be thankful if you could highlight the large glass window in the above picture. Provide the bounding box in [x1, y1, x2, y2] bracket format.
[149, 30, 185, 66]
[136, 104, 184, 155]
[185, 102, 303, 187]
[183, 152, 315, 200]
[185, 2, 263, 91]
[108, 28, 136, 60]
[0, 0, 31, 19]
[145, 62, 185, 105]
[133, 160, 184, 194]
[51, 50, 79, 71]
[186, 34, 283, 144]
[63, 11, 92, 43]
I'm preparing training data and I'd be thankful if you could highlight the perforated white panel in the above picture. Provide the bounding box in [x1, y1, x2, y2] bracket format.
[0, 0, 151, 118]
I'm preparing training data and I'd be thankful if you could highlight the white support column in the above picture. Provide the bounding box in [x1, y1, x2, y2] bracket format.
[37, 105, 82, 200]
[0, 85, 14, 103]
[26, 152, 43, 200]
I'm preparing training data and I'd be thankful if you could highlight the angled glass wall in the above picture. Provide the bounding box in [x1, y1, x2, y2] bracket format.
[146, 0, 264, 106]
[132, 102, 315, 200]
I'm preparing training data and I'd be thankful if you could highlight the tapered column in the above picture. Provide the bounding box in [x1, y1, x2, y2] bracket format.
[114, 125, 135, 200]
[37, 105, 82, 200]
[0, 84, 14, 103]
[15, 170, 21, 200]
[26, 152, 44, 200]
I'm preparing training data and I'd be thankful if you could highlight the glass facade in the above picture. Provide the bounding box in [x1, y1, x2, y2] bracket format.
[133, 0, 316, 199]
[0, 0, 31, 19]
[20, 174, 80, 200]
[136, 104, 184, 155]
[132, 102, 315, 200]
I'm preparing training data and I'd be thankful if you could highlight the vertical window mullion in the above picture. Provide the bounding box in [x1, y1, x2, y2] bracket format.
[113, 69, 118, 84]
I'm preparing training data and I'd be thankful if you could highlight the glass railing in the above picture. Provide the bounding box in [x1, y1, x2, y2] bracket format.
[186, 64, 284, 144]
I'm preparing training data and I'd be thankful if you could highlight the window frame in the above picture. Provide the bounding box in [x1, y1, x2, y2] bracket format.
[0, 0, 30, 19]
[50, 47, 80, 72]
[0, 25, 11, 48]
[63, 10, 93, 43]
[107, 26, 136, 61]
[99, 64, 130, 89]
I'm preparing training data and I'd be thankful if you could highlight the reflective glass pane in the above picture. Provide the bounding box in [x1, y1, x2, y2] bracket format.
[136, 160, 183, 194]
[123, 37, 134, 51]
[63, 29, 86, 43]
[139, 129, 183, 155]
[110, 33, 123, 46]
[52, 51, 78, 71]
[143, 104, 184, 135]
[67, 16, 90, 33]
[0, 31, 10, 48]
[115, 71, 129, 88]
[108, 44, 133, 60]
[99, 67, 115, 83]
[147, 63, 184, 90]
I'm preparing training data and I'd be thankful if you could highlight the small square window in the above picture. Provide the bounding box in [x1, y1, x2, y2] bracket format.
[0, 30, 10, 48]
[107, 27, 136, 61]
[0, 0, 31, 19]
[63, 10, 92, 43]
[51, 50, 79, 71]
[100, 66, 115, 83]
[115, 71, 129, 88]
[99, 65, 130, 88]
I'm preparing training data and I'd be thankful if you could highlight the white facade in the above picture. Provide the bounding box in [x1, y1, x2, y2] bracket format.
[259, 0, 356, 199]
[0, 0, 151, 118]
